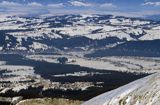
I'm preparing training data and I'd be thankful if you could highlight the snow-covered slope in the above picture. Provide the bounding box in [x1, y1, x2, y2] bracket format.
[82, 73, 160, 105]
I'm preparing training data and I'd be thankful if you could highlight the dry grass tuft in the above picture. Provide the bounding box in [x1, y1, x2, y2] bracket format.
[17, 98, 82, 105]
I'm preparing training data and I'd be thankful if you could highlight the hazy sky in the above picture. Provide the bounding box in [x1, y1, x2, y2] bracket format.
[0, 0, 160, 17]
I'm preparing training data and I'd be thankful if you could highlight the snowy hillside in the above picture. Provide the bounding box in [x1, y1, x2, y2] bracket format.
[82, 73, 160, 105]
[0, 14, 160, 55]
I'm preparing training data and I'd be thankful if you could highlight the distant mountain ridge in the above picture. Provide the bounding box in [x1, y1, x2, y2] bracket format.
[0, 14, 160, 56]
[145, 15, 160, 21]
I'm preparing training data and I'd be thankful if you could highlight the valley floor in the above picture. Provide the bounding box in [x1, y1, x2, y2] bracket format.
[0, 53, 157, 105]
[27, 54, 160, 73]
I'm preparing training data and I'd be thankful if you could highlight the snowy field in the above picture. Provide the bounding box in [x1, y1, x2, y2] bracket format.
[0, 62, 97, 92]
[0, 55, 104, 93]
[27, 54, 160, 73]
[0, 64, 42, 92]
